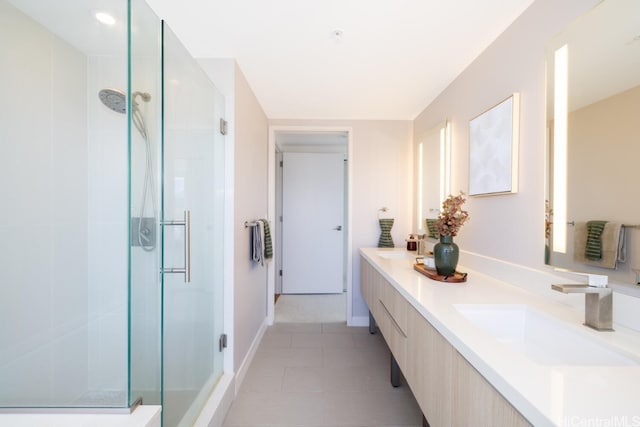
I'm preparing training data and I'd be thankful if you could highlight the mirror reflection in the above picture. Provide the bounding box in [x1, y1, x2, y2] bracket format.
[417, 120, 450, 239]
[545, 0, 640, 285]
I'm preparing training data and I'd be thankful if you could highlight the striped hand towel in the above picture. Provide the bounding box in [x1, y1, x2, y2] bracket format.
[585, 220, 607, 260]
[425, 218, 439, 239]
[378, 218, 395, 248]
[260, 219, 273, 260]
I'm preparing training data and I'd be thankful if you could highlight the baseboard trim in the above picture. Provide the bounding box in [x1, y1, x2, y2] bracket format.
[348, 315, 369, 327]
[234, 318, 268, 395]
[192, 372, 235, 427]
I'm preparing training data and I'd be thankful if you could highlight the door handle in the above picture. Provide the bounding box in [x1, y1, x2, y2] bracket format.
[333, 225, 342, 231]
[161, 210, 191, 283]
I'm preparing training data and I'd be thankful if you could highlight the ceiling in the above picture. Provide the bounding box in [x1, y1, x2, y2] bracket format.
[146, 0, 535, 120]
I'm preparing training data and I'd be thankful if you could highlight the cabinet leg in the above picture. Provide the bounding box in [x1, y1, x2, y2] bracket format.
[390, 353, 401, 387]
[422, 414, 430, 427]
[368, 310, 377, 334]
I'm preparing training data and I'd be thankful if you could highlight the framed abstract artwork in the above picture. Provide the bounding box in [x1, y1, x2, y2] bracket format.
[468, 93, 520, 196]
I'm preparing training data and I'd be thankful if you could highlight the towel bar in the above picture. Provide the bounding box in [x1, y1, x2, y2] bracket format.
[567, 221, 639, 229]
[245, 221, 258, 228]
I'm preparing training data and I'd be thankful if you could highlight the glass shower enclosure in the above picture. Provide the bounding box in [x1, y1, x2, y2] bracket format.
[0, 1, 225, 426]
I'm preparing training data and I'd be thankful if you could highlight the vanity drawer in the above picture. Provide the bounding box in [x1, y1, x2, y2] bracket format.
[360, 257, 384, 320]
[377, 298, 407, 369]
[379, 282, 408, 335]
[360, 257, 408, 333]
[360, 258, 379, 315]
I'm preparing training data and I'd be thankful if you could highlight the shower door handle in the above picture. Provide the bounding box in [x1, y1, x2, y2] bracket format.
[161, 210, 191, 283]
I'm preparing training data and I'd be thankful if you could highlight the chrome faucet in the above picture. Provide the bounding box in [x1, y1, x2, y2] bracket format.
[551, 273, 613, 331]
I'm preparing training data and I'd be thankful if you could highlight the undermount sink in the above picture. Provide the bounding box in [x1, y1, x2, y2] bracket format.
[376, 251, 415, 260]
[454, 304, 638, 366]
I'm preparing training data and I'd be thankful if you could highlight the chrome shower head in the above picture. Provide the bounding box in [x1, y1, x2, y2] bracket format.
[98, 88, 127, 114]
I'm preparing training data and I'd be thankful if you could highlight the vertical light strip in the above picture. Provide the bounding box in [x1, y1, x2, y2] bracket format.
[439, 128, 446, 204]
[417, 142, 424, 230]
[553, 44, 568, 253]
[443, 121, 452, 200]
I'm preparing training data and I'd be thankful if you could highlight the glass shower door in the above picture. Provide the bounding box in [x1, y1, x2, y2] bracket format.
[161, 22, 225, 427]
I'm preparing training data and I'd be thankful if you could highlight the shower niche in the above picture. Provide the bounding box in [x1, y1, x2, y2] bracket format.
[0, 1, 226, 426]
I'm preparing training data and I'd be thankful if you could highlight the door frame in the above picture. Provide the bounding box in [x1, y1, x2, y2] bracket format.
[267, 125, 354, 325]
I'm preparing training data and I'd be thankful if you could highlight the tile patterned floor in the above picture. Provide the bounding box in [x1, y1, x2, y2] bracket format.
[223, 323, 422, 427]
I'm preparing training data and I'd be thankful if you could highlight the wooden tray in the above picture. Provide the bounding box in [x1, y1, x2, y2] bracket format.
[413, 263, 467, 283]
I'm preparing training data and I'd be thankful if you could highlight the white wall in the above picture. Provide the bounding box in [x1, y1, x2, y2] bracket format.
[269, 119, 413, 321]
[413, 0, 600, 273]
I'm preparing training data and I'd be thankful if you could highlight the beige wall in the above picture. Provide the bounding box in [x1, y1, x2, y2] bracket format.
[233, 64, 270, 370]
[270, 119, 413, 319]
[568, 85, 639, 226]
[414, 0, 599, 271]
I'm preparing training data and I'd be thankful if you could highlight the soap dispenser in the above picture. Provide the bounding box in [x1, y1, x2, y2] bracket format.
[406, 234, 417, 251]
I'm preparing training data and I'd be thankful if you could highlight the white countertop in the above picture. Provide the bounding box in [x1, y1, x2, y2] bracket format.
[360, 247, 640, 427]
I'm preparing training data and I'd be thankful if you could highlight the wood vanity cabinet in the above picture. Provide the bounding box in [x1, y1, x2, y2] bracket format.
[360, 257, 409, 369]
[360, 257, 531, 427]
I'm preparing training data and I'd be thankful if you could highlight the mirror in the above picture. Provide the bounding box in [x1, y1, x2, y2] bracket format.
[416, 120, 450, 238]
[545, 0, 640, 285]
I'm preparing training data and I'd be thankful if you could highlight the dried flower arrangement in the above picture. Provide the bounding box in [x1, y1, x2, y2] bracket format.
[545, 199, 553, 240]
[437, 192, 470, 237]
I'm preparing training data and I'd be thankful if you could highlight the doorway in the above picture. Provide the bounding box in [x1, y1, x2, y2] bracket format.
[281, 151, 345, 294]
[268, 128, 352, 324]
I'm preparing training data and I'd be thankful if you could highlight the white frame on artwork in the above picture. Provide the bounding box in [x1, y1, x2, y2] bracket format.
[468, 93, 520, 196]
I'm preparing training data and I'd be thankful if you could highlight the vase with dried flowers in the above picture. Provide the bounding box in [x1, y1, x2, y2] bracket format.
[434, 192, 469, 276]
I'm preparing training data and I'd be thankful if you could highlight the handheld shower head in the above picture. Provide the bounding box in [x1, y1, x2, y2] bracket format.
[133, 91, 151, 103]
[98, 87, 157, 251]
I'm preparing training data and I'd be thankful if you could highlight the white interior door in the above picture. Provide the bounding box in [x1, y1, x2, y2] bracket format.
[282, 152, 344, 294]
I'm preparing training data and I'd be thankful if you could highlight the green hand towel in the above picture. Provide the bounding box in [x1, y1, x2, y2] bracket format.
[425, 218, 439, 239]
[261, 219, 273, 260]
[585, 220, 607, 260]
[378, 218, 394, 248]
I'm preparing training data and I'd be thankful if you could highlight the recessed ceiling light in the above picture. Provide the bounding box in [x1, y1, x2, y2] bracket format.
[331, 28, 344, 41]
[95, 11, 116, 26]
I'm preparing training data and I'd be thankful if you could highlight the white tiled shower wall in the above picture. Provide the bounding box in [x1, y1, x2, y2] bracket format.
[0, 0, 131, 404]
[87, 54, 129, 396]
